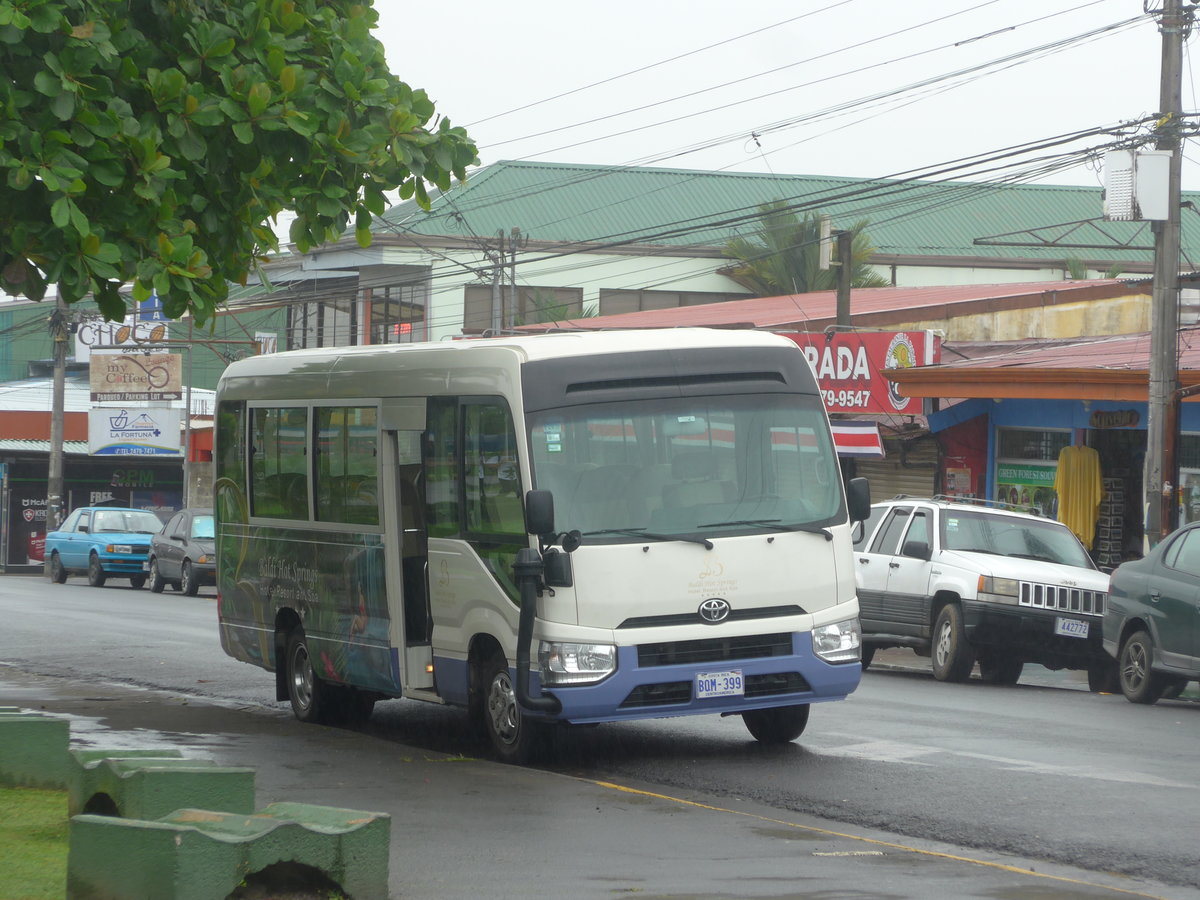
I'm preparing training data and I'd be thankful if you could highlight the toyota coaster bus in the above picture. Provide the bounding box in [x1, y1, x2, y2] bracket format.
[214, 328, 870, 763]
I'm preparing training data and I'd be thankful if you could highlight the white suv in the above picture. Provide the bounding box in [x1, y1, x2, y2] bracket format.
[853, 496, 1113, 688]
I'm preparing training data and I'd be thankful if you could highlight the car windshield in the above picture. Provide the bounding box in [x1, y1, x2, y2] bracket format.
[191, 516, 215, 539]
[528, 393, 844, 543]
[92, 510, 164, 534]
[941, 509, 1094, 569]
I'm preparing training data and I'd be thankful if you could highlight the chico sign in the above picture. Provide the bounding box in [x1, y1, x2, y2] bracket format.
[782, 331, 940, 414]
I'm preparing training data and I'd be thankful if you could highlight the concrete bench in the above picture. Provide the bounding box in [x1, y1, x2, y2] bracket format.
[68, 802, 390, 900]
[68, 749, 256, 820]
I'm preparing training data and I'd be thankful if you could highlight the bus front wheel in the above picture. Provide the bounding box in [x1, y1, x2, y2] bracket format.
[286, 630, 333, 724]
[480, 652, 549, 765]
[742, 704, 810, 743]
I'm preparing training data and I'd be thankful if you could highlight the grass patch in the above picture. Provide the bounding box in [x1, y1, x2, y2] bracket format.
[0, 786, 68, 900]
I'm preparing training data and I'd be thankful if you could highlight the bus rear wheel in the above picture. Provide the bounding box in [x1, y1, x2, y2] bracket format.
[742, 704, 810, 743]
[480, 652, 549, 765]
[286, 630, 334, 724]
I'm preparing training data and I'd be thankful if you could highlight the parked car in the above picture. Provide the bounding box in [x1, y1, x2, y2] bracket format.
[147, 508, 215, 596]
[1102, 521, 1200, 704]
[46, 506, 163, 589]
[854, 496, 1113, 687]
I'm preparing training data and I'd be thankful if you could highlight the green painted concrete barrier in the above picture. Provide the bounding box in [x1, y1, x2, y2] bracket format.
[68, 802, 391, 900]
[0, 711, 72, 788]
[68, 750, 256, 820]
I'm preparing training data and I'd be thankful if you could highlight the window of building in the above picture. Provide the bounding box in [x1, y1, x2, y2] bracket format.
[367, 281, 428, 344]
[995, 428, 1071, 461]
[597, 289, 750, 316]
[463, 285, 585, 333]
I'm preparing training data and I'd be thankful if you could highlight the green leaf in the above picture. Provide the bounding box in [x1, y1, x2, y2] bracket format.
[50, 196, 70, 227]
[50, 90, 75, 120]
[33, 70, 61, 97]
[95, 284, 126, 320]
[232, 121, 253, 144]
[247, 82, 271, 117]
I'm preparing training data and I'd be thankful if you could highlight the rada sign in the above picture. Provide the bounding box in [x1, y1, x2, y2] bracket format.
[783, 331, 941, 414]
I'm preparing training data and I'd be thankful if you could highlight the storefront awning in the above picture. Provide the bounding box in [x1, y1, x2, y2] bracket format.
[831, 421, 886, 459]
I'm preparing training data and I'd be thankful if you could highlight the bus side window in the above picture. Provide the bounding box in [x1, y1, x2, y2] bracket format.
[251, 407, 310, 520]
[464, 400, 524, 536]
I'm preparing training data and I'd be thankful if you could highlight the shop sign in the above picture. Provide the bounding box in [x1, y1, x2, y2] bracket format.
[89, 351, 182, 401]
[1089, 409, 1140, 429]
[75, 311, 169, 362]
[782, 331, 941, 414]
[994, 462, 1058, 516]
[88, 408, 183, 457]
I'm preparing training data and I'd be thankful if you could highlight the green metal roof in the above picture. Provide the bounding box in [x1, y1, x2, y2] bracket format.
[377, 159, 1200, 265]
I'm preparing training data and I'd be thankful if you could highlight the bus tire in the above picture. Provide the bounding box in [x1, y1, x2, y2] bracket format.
[742, 704, 810, 743]
[285, 630, 333, 724]
[480, 651, 549, 765]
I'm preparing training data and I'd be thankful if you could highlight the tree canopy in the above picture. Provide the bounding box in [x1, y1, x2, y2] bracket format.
[723, 202, 890, 296]
[0, 0, 478, 323]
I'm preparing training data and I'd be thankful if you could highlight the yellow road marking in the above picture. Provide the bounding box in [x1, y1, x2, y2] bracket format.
[591, 780, 1168, 899]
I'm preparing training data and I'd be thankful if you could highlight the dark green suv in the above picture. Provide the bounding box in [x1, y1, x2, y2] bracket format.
[1103, 522, 1200, 704]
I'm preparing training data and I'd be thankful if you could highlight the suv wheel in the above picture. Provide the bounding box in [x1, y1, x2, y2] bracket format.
[931, 604, 975, 682]
[978, 654, 1023, 685]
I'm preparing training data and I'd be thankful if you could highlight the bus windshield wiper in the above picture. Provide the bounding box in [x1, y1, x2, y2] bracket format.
[583, 528, 714, 549]
[699, 518, 833, 541]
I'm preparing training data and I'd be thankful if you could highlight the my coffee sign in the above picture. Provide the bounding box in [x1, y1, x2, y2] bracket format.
[89, 351, 182, 401]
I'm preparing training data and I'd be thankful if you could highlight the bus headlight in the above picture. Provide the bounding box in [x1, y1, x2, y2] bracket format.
[812, 618, 861, 663]
[977, 576, 1020, 605]
[539, 641, 617, 685]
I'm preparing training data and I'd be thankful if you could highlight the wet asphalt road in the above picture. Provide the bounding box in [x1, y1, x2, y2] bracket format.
[1, 574, 1198, 899]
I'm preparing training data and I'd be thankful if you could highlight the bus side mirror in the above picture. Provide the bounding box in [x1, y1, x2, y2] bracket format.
[525, 489, 555, 536]
[847, 477, 871, 523]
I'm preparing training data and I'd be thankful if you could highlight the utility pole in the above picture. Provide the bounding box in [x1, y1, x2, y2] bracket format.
[490, 230, 504, 333]
[44, 296, 69, 574]
[1145, 0, 1189, 546]
[507, 227, 523, 330]
[835, 230, 854, 327]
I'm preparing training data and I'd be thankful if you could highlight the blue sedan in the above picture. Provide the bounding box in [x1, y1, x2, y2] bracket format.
[46, 506, 165, 589]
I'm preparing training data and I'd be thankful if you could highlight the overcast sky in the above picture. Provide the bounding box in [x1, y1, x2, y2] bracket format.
[376, 0, 1197, 192]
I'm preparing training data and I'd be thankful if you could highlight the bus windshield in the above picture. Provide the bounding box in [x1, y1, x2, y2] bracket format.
[528, 393, 843, 541]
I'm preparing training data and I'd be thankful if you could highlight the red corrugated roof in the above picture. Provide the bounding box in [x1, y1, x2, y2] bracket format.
[525, 279, 1147, 333]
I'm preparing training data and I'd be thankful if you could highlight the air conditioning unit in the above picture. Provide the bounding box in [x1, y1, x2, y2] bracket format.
[1103, 149, 1170, 221]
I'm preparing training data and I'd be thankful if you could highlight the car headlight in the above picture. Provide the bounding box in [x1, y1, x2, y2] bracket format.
[538, 641, 617, 685]
[978, 575, 1020, 604]
[812, 618, 861, 663]
[106, 544, 134, 554]
[196, 554, 210, 564]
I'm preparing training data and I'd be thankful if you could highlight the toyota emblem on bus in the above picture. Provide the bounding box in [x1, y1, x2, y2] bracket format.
[699, 598, 731, 623]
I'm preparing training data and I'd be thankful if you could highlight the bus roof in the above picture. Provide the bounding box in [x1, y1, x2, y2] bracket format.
[219, 328, 801, 385]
